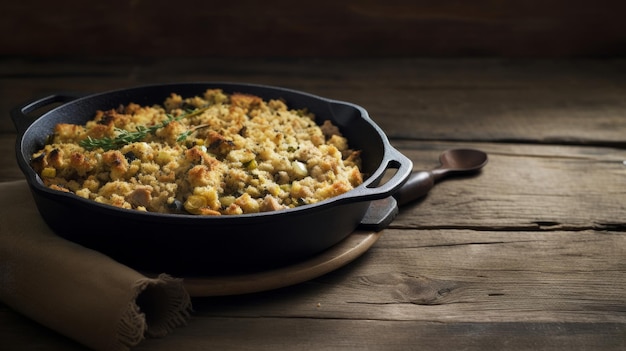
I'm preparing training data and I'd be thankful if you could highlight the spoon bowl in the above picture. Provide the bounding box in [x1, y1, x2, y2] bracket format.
[393, 148, 488, 206]
[433, 148, 489, 178]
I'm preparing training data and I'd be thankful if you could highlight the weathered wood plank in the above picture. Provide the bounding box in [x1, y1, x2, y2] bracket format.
[2, 228, 625, 350]
[1, 58, 624, 351]
[135, 320, 626, 351]
[3, 1, 626, 58]
[3, 59, 626, 145]
[2, 308, 623, 351]
[186, 229, 626, 324]
[391, 141, 626, 229]
[0, 134, 21, 182]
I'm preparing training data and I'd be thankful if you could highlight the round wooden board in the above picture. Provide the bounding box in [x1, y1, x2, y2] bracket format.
[183, 230, 382, 297]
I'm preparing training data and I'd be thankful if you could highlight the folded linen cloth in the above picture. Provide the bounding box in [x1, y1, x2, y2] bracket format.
[0, 180, 192, 351]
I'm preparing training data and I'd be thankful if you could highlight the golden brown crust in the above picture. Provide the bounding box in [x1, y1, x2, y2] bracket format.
[31, 89, 363, 215]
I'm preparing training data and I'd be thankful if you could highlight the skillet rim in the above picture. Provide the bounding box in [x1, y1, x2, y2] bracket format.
[13, 82, 412, 223]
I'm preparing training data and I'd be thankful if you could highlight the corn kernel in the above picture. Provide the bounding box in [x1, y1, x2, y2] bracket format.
[41, 167, 56, 178]
[245, 159, 258, 171]
[184, 195, 207, 214]
[219, 195, 236, 207]
[156, 150, 171, 164]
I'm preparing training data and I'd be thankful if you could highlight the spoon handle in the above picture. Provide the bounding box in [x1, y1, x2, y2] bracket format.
[392, 171, 434, 206]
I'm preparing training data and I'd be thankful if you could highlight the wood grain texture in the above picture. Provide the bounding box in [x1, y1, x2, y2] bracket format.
[134, 320, 625, 351]
[183, 229, 626, 322]
[3, 58, 626, 145]
[2, 228, 625, 350]
[0, 134, 21, 182]
[1, 58, 625, 350]
[2, 0, 626, 58]
[391, 141, 626, 229]
[3, 312, 623, 351]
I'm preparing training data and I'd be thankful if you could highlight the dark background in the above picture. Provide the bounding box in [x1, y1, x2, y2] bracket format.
[3, 0, 626, 59]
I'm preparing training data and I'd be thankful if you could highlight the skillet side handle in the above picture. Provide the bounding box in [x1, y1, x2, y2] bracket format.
[341, 146, 413, 204]
[358, 196, 399, 232]
[10, 94, 84, 134]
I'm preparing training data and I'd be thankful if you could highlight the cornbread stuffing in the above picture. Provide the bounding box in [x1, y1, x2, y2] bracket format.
[31, 89, 363, 215]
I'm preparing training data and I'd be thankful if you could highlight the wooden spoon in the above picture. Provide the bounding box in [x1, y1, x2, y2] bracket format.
[393, 148, 488, 206]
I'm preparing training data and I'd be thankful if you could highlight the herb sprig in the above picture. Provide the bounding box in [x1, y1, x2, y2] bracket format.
[79, 107, 208, 151]
[176, 123, 210, 143]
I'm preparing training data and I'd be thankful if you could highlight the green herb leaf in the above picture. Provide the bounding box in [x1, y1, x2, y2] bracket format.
[79, 107, 208, 151]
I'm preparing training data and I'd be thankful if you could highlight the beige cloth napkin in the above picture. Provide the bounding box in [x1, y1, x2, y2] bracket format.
[0, 180, 192, 351]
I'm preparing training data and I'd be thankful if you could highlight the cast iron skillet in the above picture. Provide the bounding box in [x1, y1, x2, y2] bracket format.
[11, 83, 412, 275]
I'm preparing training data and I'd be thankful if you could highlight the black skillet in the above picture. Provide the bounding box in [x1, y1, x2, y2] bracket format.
[12, 83, 413, 275]
[11, 83, 487, 275]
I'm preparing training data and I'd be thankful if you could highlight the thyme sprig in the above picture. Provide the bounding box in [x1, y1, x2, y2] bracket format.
[176, 123, 210, 142]
[79, 107, 208, 151]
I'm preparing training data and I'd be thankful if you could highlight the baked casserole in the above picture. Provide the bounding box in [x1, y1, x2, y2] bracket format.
[30, 89, 363, 215]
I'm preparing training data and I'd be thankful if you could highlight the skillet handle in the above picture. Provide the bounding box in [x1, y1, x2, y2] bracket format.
[358, 196, 399, 231]
[10, 93, 83, 133]
[341, 145, 413, 204]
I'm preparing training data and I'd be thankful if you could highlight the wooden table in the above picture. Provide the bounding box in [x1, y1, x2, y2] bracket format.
[1, 58, 625, 350]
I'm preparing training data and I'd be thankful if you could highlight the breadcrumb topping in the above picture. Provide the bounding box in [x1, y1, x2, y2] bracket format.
[31, 89, 363, 215]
